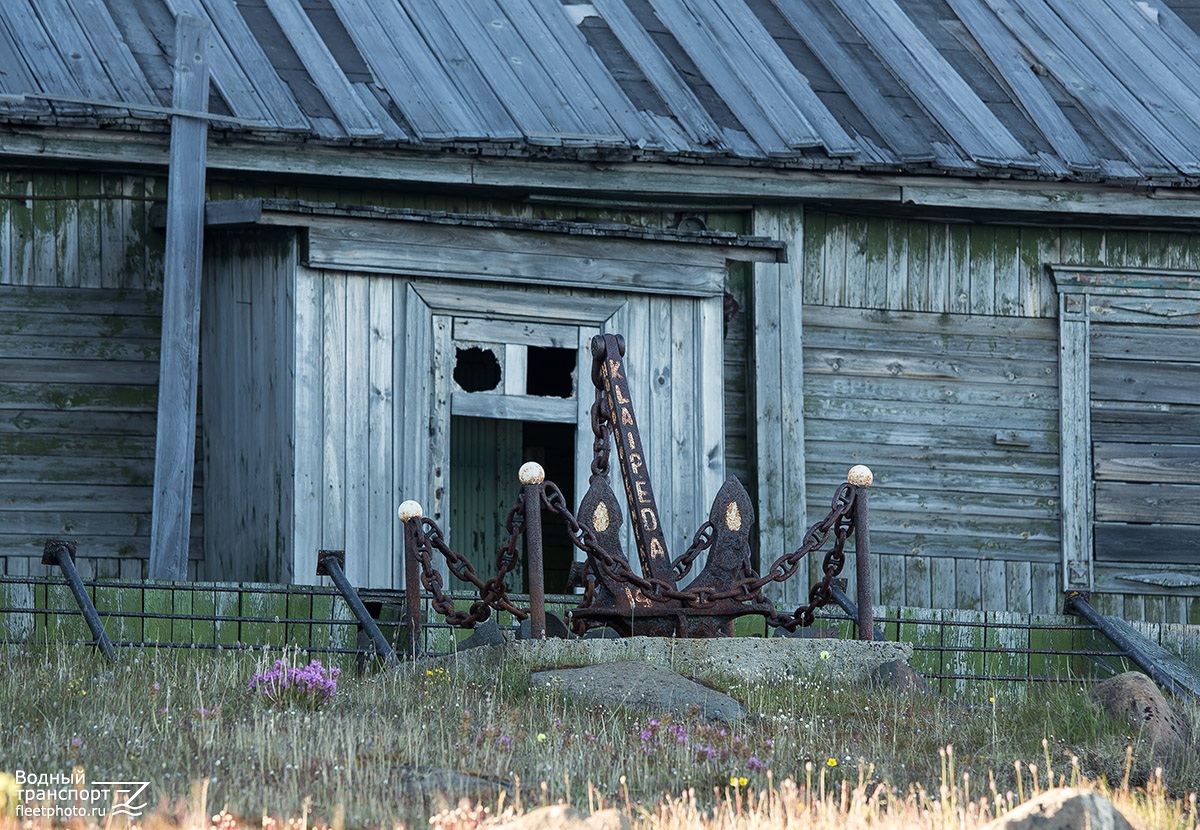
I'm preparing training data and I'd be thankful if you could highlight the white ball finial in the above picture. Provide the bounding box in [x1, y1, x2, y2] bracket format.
[397, 500, 423, 521]
[847, 465, 873, 487]
[519, 461, 545, 485]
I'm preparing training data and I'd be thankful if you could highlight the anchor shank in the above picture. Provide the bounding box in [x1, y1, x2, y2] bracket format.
[592, 334, 676, 587]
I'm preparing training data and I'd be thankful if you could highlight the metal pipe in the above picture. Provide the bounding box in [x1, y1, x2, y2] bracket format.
[399, 500, 425, 659]
[1065, 592, 1198, 702]
[520, 465, 547, 640]
[848, 466, 875, 642]
[316, 549, 399, 667]
[829, 582, 887, 642]
[41, 539, 117, 662]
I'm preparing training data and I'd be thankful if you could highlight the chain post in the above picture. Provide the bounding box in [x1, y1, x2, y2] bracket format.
[398, 500, 424, 658]
[520, 463, 547, 640]
[847, 465, 874, 642]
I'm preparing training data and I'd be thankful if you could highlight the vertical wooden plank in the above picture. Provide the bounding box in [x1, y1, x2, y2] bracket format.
[906, 219, 930, 313]
[322, 271, 347, 557]
[863, 217, 887, 310]
[843, 216, 869, 308]
[944, 608, 987, 699]
[1030, 562, 1060, 615]
[32, 172, 57, 287]
[1057, 291, 1092, 592]
[0, 582, 35, 642]
[171, 587, 193, 644]
[926, 221, 950, 314]
[429, 314, 452, 530]
[878, 553, 904, 607]
[885, 218, 909, 311]
[1006, 560, 1032, 614]
[753, 207, 805, 604]
[993, 226, 1021, 316]
[286, 591, 313, 649]
[343, 276, 369, 585]
[191, 588, 215, 645]
[802, 210, 828, 306]
[969, 224, 995, 316]
[697, 295, 725, 537]
[904, 554, 931, 608]
[293, 266, 324, 585]
[931, 556, 957, 609]
[399, 283, 431, 588]
[367, 276, 395, 587]
[150, 15, 210, 580]
[987, 610, 1030, 680]
[75, 172, 101, 288]
[956, 558, 981, 611]
[8, 173, 33, 286]
[981, 559, 1007, 611]
[1143, 594, 1165, 625]
[143, 586, 173, 643]
[0, 171, 10, 286]
[55, 173, 79, 288]
[949, 224, 971, 314]
[648, 295, 675, 559]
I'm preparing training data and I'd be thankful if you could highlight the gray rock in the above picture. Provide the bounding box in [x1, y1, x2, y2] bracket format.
[531, 660, 746, 722]
[869, 659, 934, 695]
[1091, 671, 1192, 756]
[515, 612, 571, 640]
[457, 619, 505, 652]
[398, 765, 508, 810]
[980, 788, 1135, 830]
[496, 805, 630, 830]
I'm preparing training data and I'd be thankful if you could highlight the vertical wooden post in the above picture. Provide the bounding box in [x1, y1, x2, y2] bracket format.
[149, 14, 211, 581]
[520, 463, 547, 640]
[398, 500, 424, 658]
[848, 466, 875, 642]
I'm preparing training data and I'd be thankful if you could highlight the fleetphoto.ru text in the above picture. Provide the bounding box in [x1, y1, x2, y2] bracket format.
[11, 769, 149, 819]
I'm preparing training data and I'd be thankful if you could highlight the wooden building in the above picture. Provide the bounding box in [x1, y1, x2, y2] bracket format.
[1, 0, 1199, 626]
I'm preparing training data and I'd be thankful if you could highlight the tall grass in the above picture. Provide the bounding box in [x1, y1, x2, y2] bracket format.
[0, 643, 1196, 828]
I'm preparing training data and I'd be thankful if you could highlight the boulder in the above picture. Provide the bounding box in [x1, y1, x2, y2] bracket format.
[457, 619, 505, 652]
[868, 659, 934, 695]
[530, 660, 745, 722]
[1091, 672, 1192, 756]
[981, 788, 1135, 830]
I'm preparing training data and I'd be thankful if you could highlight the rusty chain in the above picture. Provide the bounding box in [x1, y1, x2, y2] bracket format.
[409, 498, 530, 625]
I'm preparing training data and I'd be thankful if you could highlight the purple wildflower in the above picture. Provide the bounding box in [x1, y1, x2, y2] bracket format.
[248, 657, 341, 710]
[747, 756, 767, 772]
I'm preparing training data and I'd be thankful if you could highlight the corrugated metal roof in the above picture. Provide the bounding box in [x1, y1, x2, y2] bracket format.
[1, 0, 1199, 184]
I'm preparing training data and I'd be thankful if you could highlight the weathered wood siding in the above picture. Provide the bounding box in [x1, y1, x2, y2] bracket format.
[200, 231, 296, 582]
[801, 211, 1200, 621]
[0, 171, 190, 578]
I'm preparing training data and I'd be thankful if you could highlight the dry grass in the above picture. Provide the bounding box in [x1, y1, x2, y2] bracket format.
[0, 643, 1196, 829]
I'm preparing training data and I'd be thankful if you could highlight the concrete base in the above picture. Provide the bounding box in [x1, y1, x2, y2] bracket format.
[499, 635, 913, 684]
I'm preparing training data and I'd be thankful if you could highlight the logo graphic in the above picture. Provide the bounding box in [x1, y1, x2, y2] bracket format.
[92, 781, 150, 818]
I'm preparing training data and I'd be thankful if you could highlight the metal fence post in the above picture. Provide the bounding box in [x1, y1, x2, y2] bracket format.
[41, 539, 117, 662]
[315, 549, 399, 666]
[847, 465, 874, 642]
[398, 500, 424, 658]
[520, 463, 547, 640]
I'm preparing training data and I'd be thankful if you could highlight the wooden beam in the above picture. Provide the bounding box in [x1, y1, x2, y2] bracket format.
[149, 13, 210, 581]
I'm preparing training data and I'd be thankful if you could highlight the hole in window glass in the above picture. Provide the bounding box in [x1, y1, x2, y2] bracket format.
[526, 347, 575, 398]
[454, 346, 501, 392]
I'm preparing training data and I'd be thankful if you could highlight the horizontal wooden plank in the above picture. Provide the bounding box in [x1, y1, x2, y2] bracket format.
[1087, 295, 1200, 326]
[804, 322, 1057, 362]
[0, 358, 159, 386]
[0, 434, 156, 458]
[1092, 404, 1200, 443]
[452, 318, 578, 349]
[411, 282, 626, 325]
[0, 286, 161, 316]
[0, 411, 158, 436]
[0, 455, 152, 485]
[807, 374, 1058, 411]
[808, 483, 1058, 524]
[0, 509, 198, 537]
[1091, 322, 1200, 362]
[307, 227, 725, 297]
[803, 304, 1058, 340]
[1095, 481, 1200, 524]
[450, 391, 576, 423]
[1092, 359, 1200, 406]
[1094, 442, 1200, 483]
[807, 462, 1056, 498]
[0, 311, 162, 339]
[806, 438, 1059, 475]
[806, 417, 1059, 455]
[1095, 523, 1200, 564]
[805, 348, 1057, 386]
[1095, 565, 1200, 597]
[0, 382, 158, 412]
[0, 334, 159, 362]
[817, 527, 1060, 561]
[804, 396, 1058, 434]
[0, 534, 200, 560]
